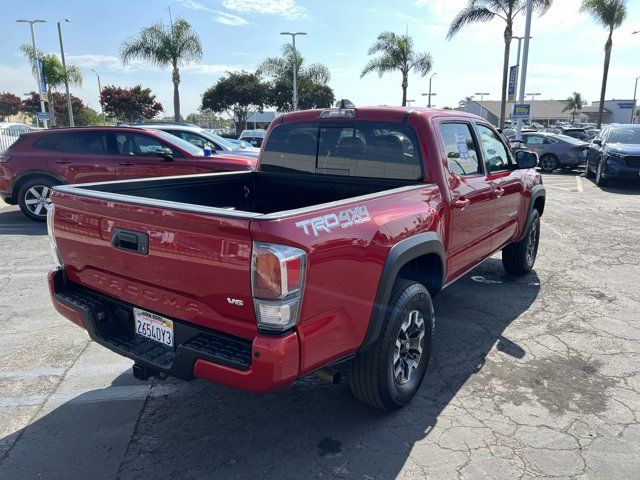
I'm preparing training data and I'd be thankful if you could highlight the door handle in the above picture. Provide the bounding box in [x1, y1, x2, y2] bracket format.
[55, 159, 71, 164]
[453, 197, 471, 209]
[494, 187, 505, 198]
[118, 161, 135, 166]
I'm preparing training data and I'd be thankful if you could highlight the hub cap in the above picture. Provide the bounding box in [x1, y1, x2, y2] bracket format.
[24, 185, 52, 217]
[541, 156, 555, 171]
[393, 310, 426, 385]
[526, 220, 538, 266]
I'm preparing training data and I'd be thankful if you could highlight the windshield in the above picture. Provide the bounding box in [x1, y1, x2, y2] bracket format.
[608, 128, 640, 144]
[152, 129, 204, 155]
[199, 130, 238, 150]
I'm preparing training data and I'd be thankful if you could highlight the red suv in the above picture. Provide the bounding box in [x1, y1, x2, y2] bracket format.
[0, 126, 256, 220]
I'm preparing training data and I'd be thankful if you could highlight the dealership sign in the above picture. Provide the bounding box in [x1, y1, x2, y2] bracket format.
[511, 103, 531, 119]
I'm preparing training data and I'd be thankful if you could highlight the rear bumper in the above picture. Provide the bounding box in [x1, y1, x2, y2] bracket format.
[48, 269, 299, 392]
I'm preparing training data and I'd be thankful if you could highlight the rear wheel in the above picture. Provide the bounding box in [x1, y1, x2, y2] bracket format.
[539, 154, 559, 173]
[350, 279, 434, 411]
[595, 158, 609, 187]
[502, 210, 540, 276]
[18, 177, 59, 221]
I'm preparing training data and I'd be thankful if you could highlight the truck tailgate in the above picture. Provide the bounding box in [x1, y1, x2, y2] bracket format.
[52, 191, 257, 340]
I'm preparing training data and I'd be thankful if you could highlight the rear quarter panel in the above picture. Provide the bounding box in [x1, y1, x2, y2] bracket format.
[251, 184, 444, 375]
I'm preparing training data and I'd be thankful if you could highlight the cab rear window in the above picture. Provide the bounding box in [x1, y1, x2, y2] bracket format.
[261, 121, 422, 180]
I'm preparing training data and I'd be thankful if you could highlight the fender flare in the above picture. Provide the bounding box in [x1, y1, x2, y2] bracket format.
[516, 184, 546, 243]
[359, 232, 445, 352]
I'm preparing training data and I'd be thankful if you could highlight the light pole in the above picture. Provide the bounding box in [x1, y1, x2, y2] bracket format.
[631, 76, 639, 124]
[406, 99, 416, 107]
[280, 32, 307, 111]
[421, 92, 437, 107]
[427, 72, 437, 107]
[92, 69, 105, 125]
[475, 92, 490, 102]
[511, 35, 531, 100]
[57, 18, 74, 127]
[16, 19, 48, 128]
[515, 0, 533, 143]
[526, 92, 541, 124]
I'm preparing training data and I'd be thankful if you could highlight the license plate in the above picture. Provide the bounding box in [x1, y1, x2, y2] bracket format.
[134, 308, 174, 347]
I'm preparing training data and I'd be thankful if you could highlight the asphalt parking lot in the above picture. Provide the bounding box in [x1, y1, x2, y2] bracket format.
[1, 172, 639, 480]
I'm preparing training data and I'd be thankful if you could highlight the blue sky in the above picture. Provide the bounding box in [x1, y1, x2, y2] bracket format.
[2, 0, 639, 118]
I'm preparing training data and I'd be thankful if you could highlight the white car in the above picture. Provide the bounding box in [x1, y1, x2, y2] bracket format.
[142, 124, 260, 158]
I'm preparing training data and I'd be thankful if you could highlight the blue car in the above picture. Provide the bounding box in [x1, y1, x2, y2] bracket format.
[585, 125, 640, 186]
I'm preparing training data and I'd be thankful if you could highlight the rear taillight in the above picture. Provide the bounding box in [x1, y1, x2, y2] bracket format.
[251, 242, 306, 332]
[47, 204, 64, 268]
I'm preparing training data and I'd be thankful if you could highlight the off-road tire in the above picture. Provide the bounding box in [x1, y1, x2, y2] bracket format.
[502, 209, 540, 276]
[349, 279, 434, 411]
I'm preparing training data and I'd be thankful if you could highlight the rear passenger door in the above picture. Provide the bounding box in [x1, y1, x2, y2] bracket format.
[47, 131, 116, 184]
[438, 122, 495, 280]
[475, 123, 525, 251]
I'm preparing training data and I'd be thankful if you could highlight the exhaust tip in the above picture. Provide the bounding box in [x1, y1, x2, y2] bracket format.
[316, 368, 342, 385]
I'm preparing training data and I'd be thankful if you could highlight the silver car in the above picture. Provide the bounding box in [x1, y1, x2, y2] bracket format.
[521, 132, 589, 172]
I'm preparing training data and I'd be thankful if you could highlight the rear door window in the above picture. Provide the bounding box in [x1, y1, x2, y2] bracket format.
[52, 132, 109, 155]
[261, 121, 422, 180]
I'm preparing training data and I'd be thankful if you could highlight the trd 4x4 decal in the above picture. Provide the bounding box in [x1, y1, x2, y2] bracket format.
[295, 206, 371, 237]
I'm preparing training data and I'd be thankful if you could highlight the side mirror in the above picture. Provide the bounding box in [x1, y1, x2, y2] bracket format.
[592, 139, 602, 146]
[155, 147, 174, 161]
[515, 150, 538, 169]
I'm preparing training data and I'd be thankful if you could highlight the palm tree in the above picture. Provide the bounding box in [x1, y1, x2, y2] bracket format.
[258, 44, 331, 85]
[580, 0, 627, 128]
[459, 95, 475, 107]
[361, 32, 433, 107]
[562, 92, 585, 123]
[120, 17, 202, 121]
[447, 0, 552, 129]
[20, 45, 82, 126]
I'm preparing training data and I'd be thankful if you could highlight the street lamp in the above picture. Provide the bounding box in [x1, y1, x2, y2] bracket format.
[475, 92, 490, 102]
[280, 32, 307, 111]
[16, 19, 48, 128]
[632, 76, 640, 124]
[421, 92, 437, 107]
[526, 92, 541, 124]
[427, 72, 437, 107]
[92, 69, 105, 125]
[57, 18, 74, 127]
[511, 35, 532, 100]
[406, 99, 416, 107]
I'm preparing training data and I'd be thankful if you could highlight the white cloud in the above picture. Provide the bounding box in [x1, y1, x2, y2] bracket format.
[222, 0, 307, 19]
[214, 11, 249, 26]
[182, 63, 250, 74]
[177, 0, 214, 12]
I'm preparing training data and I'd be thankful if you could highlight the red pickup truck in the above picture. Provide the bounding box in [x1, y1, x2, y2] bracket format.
[47, 107, 545, 410]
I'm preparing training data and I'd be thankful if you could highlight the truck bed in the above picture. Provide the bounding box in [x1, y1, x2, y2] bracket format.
[60, 171, 419, 218]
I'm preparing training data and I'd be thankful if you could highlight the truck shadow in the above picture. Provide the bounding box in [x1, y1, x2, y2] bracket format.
[0, 258, 539, 480]
[0, 207, 47, 236]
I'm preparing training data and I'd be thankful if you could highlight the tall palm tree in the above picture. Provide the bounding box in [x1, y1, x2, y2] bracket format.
[361, 32, 433, 107]
[121, 17, 202, 121]
[580, 0, 627, 128]
[447, 0, 552, 129]
[459, 95, 475, 107]
[20, 45, 82, 126]
[562, 92, 585, 123]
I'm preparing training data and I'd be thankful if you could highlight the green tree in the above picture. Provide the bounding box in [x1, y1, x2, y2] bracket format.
[99, 85, 163, 123]
[0, 92, 22, 120]
[447, 0, 553, 129]
[20, 45, 83, 126]
[580, 0, 627, 128]
[120, 17, 202, 121]
[201, 72, 270, 134]
[258, 44, 334, 112]
[459, 95, 475, 107]
[361, 32, 433, 107]
[562, 92, 586, 123]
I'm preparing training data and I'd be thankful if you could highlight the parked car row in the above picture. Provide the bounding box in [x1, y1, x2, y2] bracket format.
[0, 125, 259, 220]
